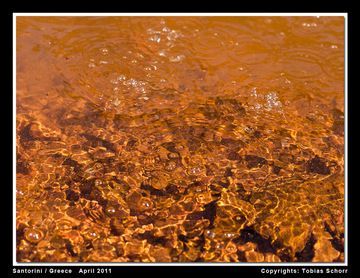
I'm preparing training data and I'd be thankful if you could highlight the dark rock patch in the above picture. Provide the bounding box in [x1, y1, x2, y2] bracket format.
[324, 222, 344, 252]
[245, 155, 267, 168]
[81, 133, 116, 152]
[234, 226, 276, 254]
[221, 138, 244, 148]
[253, 130, 262, 138]
[19, 124, 35, 146]
[278, 248, 292, 262]
[110, 218, 125, 235]
[306, 156, 330, 175]
[165, 184, 180, 196]
[205, 165, 214, 176]
[137, 231, 167, 247]
[295, 233, 316, 262]
[224, 167, 233, 177]
[187, 138, 202, 152]
[215, 98, 246, 116]
[228, 151, 242, 161]
[125, 138, 138, 150]
[117, 162, 127, 173]
[214, 177, 230, 188]
[79, 179, 95, 199]
[137, 215, 154, 225]
[237, 250, 247, 262]
[65, 189, 80, 202]
[16, 223, 27, 245]
[140, 182, 167, 197]
[16, 158, 31, 175]
[65, 240, 77, 257]
[203, 200, 217, 228]
[331, 108, 344, 136]
[62, 157, 82, 173]
[236, 183, 246, 196]
[194, 233, 206, 252]
[178, 234, 189, 243]
[236, 183, 251, 202]
[272, 165, 281, 175]
[200, 105, 220, 120]
[330, 238, 344, 252]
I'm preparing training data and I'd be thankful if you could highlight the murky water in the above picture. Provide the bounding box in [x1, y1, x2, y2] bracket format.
[16, 16, 344, 262]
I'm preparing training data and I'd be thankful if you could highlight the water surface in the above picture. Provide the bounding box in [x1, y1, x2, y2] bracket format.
[16, 16, 344, 262]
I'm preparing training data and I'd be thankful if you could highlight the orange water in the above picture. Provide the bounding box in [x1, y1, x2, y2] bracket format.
[16, 16, 344, 262]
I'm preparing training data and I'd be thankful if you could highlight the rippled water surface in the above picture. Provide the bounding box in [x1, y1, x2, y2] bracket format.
[16, 16, 345, 262]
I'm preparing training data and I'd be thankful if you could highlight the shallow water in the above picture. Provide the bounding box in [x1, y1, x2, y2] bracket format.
[16, 16, 344, 262]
